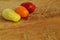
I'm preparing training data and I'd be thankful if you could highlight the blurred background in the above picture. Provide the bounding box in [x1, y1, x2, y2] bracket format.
[0, 0, 60, 40]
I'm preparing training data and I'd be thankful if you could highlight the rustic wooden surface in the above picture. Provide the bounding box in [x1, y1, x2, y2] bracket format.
[0, 0, 60, 40]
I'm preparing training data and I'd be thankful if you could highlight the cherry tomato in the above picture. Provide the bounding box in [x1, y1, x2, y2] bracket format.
[15, 6, 29, 18]
[21, 2, 36, 13]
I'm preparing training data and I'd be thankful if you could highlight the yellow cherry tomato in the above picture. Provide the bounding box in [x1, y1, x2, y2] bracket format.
[2, 8, 21, 22]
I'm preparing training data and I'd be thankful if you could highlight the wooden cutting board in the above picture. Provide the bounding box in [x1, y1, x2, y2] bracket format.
[0, 0, 60, 40]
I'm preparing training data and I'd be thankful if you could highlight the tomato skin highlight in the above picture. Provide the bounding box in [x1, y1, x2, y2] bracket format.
[21, 2, 36, 13]
[15, 6, 29, 18]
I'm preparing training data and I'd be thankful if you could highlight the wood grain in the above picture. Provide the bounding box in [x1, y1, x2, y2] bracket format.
[0, 0, 60, 40]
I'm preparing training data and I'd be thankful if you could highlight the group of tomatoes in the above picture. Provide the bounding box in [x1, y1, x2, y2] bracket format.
[2, 2, 36, 22]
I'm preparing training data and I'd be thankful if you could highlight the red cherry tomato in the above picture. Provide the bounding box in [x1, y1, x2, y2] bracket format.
[21, 2, 36, 13]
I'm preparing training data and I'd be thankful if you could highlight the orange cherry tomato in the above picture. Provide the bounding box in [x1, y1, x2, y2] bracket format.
[15, 6, 29, 18]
